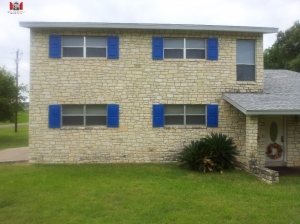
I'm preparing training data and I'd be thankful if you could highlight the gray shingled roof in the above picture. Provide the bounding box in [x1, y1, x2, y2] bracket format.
[223, 70, 300, 115]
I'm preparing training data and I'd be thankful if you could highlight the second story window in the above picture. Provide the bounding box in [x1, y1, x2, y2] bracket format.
[236, 40, 255, 81]
[164, 38, 205, 59]
[62, 36, 107, 58]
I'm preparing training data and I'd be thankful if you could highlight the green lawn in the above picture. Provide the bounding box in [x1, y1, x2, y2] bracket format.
[0, 125, 28, 150]
[0, 110, 29, 125]
[0, 164, 299, 224]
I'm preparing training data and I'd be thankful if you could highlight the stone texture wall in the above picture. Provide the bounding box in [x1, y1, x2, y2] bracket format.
[29, 28, 264, 163]
[286, 116, 300, 166]
[257, 116, 266, 166]
[245, 116, 259, 165]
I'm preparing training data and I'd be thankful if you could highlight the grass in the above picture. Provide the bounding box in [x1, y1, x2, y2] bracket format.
[0, 125, 28, 150]
[0, 110, 29, 125]
[0, 163, 299, 224]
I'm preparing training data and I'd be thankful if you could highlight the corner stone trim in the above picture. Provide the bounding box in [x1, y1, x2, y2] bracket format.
[240, 159, 279, 183]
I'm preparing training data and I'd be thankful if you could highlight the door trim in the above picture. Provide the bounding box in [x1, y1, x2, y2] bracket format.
[265, 115, 287, 167]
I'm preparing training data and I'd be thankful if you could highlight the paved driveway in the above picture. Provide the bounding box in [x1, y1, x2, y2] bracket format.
[0, 123, 28, 129]
[0, 147, 29, 163]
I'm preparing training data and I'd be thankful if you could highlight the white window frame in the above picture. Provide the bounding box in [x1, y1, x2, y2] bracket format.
[62, 36, 107, 58]
[164, 105, 206, 126]
[164, 38, 206, 59]
[236, 39, 256, 81]
[62, 105, 107, 126]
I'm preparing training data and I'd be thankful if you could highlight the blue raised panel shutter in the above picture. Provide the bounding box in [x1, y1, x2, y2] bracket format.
[107, 36, 119, 59]
[153, 105, 164, 127]
[49, 105, 61, 128]
[207, 38, 218, 60]
[49, 35, 61, 58]
[207, 105, 218, 127]
[152, 37, 163, 60]
[107, 104, 119, 127]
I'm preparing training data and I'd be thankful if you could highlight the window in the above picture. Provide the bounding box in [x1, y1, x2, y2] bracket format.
[62, 105, 107, 126]
[164, 105, 206, 125]
[49, 35, 119, 59]
[236, 40, 255, 81]
[62, 36, 107, 58]
[164, 38, 205, 59]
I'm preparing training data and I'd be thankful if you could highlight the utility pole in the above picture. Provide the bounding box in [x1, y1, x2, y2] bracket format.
[15, 49, 19, 133]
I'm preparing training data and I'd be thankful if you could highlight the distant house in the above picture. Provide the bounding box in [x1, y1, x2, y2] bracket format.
[22, 102, 29, 110]
[20, 22, 299, 182]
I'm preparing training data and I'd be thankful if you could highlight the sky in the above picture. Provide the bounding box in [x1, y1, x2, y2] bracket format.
[0, 0, 299, 101]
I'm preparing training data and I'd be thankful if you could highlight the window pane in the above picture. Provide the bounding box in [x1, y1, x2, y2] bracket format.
[63, 47, 83, 57]
[86, 37, 107, 47]
[165, 116, 184, 125]
[86, 116, 106, 126]
[86, 48, 106, 57]
[186, 115, 205, 125]
[86, 105, 107, 115]
[186, 49, 205, 59]
[62, 116, 84, 126]
[164, 38, 184, 48]
[165, 105, 184, 114]
[164, 49, 183, 59]
[63, 36, 84, 46]
[186, 105, 205, 114]
[236, 40, 255, 64]
[186, 39, 205, 48]
[63, 105, 83, 115]
[237, 65, 255, 81]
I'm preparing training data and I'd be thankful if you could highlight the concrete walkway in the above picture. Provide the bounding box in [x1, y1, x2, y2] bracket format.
[0, 123, 29, 129]
[0, 147, 29, 163]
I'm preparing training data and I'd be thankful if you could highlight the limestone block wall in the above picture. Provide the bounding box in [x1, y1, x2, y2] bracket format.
[245, 116, 259, 164]
[257, 116, 266, 166]
[286, 116, 300, 166]
[29, 28, 263, 163]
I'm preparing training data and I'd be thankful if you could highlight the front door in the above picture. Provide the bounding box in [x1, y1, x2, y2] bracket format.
[265, 116, 286, 167]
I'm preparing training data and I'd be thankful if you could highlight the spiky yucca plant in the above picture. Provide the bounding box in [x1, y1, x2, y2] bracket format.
[203, 133, 239, 170]
[177, 140, 215, 172]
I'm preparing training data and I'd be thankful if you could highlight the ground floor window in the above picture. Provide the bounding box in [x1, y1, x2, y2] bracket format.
[62, 105, 107, 126]
[164, 105, 206, 125]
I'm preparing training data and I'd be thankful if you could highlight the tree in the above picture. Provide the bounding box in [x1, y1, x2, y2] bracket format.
[264, 21, 300, 72]
[0, 67, 27, 122]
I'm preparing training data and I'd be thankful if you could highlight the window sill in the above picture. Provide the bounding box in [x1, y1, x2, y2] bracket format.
[236, 81, 256, 85]
[164, 125, 206, 129]
[61, 126, 108, 130]
[61, 57, 108, 59]
[163, 59, 206, 62]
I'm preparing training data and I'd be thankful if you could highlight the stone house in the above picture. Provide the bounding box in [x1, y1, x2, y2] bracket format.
[19, 22, 299, 182]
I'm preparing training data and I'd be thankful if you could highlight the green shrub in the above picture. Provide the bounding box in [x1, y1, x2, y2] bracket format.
[203, 133, 239, 170]
[177, 140, 215, 172]
[178, 133, 239, 172]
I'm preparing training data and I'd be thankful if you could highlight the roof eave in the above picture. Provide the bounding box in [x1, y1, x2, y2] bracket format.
[223, 95, 300, 115]
[245, 110, 300, 115]
[223, 94, 247, 114]
[19, 22, 278, 34]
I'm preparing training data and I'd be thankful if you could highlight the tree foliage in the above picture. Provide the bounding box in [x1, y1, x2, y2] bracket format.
[264, 21, 300, 72]
[0, 67, 27, 122]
